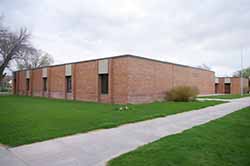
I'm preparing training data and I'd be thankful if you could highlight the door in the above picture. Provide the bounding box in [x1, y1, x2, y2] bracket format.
[215, 83, 219, 93]
[224, 83, 231, 94]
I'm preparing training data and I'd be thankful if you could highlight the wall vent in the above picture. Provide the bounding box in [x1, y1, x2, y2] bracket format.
[26, 70, 30, 79]
[98, 59, 108, 74]
[224, 78, 231, 83]
[65, 64, 72, 76]
[42, 68, 48, 78]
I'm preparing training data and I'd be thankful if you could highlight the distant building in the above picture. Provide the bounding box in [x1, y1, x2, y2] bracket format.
[0, 75, 13, 91]
[13, 55, 215, 104]
[215, 77, 250, 94]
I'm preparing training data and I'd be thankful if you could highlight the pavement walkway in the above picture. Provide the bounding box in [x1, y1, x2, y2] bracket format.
[1, 97, 250, 166]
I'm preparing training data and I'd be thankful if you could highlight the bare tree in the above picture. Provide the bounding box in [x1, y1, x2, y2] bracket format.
[0, 17, 35, 81]
[16, 50, 54, 70]
[197, 64, 211, 70]
[233, 67, 250, 78]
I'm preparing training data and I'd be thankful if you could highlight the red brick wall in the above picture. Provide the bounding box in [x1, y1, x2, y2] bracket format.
[231, 78, 240, 94]
[14, 55, 216, 104]
[32, 69, 43, 97]
[75, 61, 98, 102]
[215, 77, 249, 94]
[111, 57, 129, 104]
[217, 78, 225, 94]
[243, 78, 249, 93]
[231, 78, 249, 94]
[173, 65, 214, 94]
[73, 57, 130, 104]
[127, 56, 215, 103]
[49, 66, 65, 99]
[17, 71, 26, 96]
[127, 57, 173, 103]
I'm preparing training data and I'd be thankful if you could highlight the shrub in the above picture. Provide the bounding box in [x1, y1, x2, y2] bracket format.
[243, 87, 249, 94]
[166, 86, 199, 102]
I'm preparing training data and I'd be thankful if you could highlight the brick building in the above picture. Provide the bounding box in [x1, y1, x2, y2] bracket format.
[215, 77, 249, 94]
[13, 55, 215, 104]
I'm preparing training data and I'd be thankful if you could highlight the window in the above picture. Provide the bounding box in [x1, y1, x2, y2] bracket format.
[99, 74, 108, 94]
[66, 76, 72, 93]
[26, 79, 30, 91]
[43, 78, 47, 91]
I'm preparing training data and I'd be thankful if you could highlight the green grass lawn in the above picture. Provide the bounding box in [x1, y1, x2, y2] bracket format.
[199, 94, 250, 99]
[108, 107, 250, 166]
[0, 96, 223, 147]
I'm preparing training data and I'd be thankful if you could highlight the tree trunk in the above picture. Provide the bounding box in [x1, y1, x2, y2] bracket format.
[0, 73, 6, 81]
[0, 58, 10, 81]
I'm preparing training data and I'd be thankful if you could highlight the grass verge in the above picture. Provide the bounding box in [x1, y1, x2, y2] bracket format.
[199, 94, 250, 99]
[0, 95, 223, 146]
[108, 107, 250, 166]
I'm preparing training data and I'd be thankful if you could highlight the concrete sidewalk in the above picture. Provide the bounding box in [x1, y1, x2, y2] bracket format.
[1, 97, 250, 166]
[0, 147, 26, 166]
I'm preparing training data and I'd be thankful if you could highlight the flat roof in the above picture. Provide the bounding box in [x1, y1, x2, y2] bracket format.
[15, 54, 214, 73]
[217, 76, 249, 79]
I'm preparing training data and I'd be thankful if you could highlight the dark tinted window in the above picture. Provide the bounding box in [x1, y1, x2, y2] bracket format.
[100, 74, 108, 94]
[66, 76, 72, 93]
[43, 78, 47, 91]
[26, 79, 30, 91]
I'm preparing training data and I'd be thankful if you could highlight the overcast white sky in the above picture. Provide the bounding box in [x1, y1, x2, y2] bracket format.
[1, 0, 250, 76]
